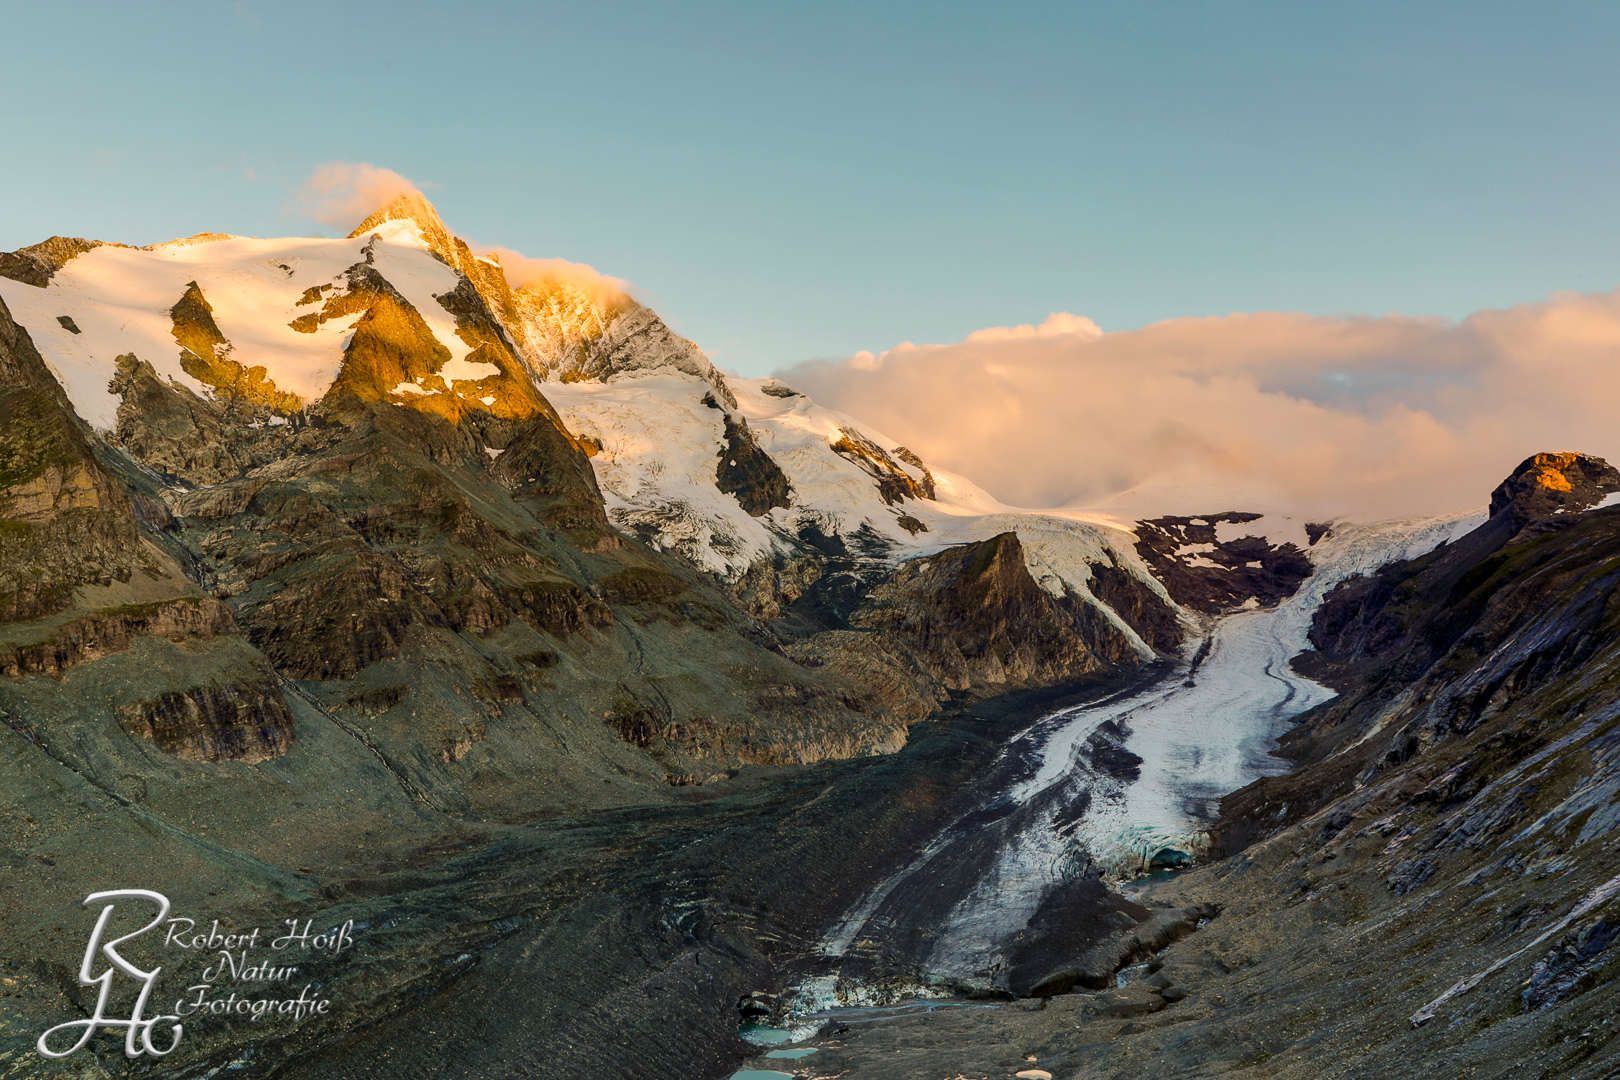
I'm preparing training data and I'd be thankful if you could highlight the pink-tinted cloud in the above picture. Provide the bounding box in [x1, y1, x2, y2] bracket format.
[778, 296, 1620, 522]
[477, 247, 632, 302]
[295, 162, 425, 231]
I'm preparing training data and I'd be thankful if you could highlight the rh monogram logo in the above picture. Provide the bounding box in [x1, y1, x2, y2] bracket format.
[37, 889, 183, 1059]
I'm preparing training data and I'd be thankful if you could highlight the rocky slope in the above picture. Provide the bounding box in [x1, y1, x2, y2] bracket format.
[1132, 510, 1315, 613]
[845, 531, 1146, 694]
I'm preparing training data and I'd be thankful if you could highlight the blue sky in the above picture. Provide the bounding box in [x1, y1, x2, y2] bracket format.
[3, 1, 1618, 376]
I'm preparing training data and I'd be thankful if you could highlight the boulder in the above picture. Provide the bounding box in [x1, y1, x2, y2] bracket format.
[1026, 903, 1216, 996]
[1089, 986, 1166, 1018]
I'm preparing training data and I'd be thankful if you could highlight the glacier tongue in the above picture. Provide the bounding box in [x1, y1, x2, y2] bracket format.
[1060, 509, 1488, 876]
[818, 508, 1486, 988]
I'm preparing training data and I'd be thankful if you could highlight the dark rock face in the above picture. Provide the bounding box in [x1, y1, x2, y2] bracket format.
[0, 597, 236, 678]
[767, 522, 895, 634]
[1134, 511, 1314, 614]
[830, 427, 933, 505]
[715, 413, 791, 516]
[488, 408, 618, 541]
[891, 446, 937, 500]
[502, 576, 615, 638]
[0, 236, 103, 287]
[596, 566, 685, 606]
[1295, 520, 1496, 692]
[120, 677, 294, 763]
[107, 353, 248, 484]
[852, 532, 1130, 694]
[1489, 451, 1620, 530]
[0, 304, 161, 624]
[726, 546, 825, 620]
[1087, 554, 1183, 653]
[1521, 918, 1620, 1012]
[237, 546, 432, 680]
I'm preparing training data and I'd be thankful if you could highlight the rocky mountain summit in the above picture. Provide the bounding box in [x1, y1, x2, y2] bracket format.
[1490, 450, 1620, 532]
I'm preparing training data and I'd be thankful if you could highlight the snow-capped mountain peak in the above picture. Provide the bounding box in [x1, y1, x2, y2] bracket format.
[348, 189, 456, 250]
[0, 202, 1223, 671]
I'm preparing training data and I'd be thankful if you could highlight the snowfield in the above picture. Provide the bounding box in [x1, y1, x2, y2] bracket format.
[545, 365, 1172, 648]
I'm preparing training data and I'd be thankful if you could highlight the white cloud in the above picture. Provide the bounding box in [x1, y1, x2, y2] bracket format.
[963, 311, 1103, 343]
[778, 291, 1620, 522]
[295, 162, 424, 231]
[475, 247, 632, 302]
